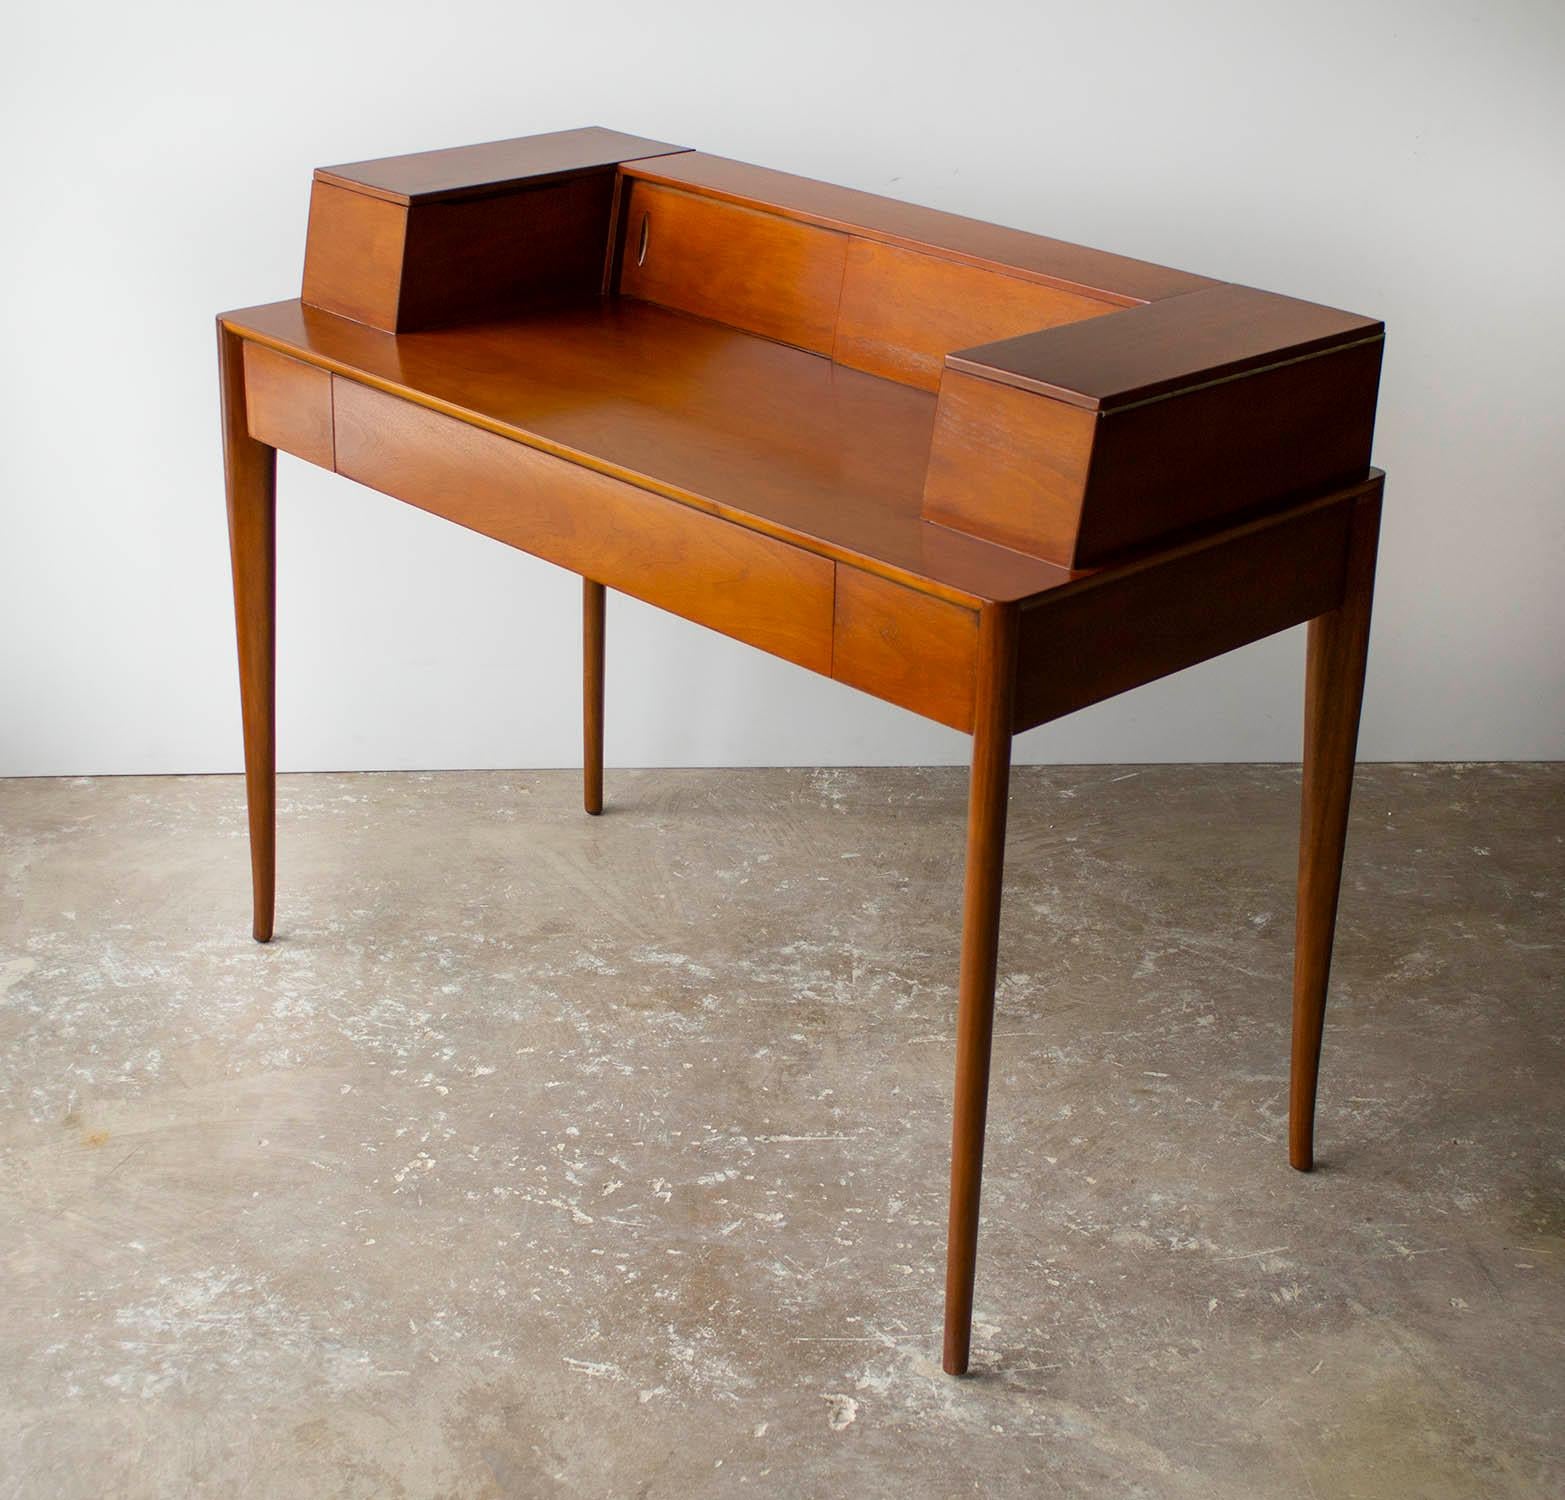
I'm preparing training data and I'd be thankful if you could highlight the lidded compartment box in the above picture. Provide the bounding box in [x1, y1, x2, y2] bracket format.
[300, 126, 688, 332]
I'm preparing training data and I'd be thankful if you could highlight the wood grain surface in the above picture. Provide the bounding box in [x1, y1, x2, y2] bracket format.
[332, 376, 836, 674]
[621, 152, 1217, 304]
[834, 238, 1117, 391]
[1010, 481, 1376, 731]
[301, 180, 408, 329]
[831, 569, 979, 730]
[242, 342, 334, 469]
[947, 283, 1384, 411]
[618, 180, 847, 355]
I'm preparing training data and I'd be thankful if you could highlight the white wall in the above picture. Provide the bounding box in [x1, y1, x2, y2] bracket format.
[3, 0, 1561, 775]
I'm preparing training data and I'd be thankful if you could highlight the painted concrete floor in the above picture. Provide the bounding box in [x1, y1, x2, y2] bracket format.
[0, 764, 1560, 1499]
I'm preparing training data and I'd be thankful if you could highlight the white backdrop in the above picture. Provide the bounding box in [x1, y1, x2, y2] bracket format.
[3, 0, 1562, 775]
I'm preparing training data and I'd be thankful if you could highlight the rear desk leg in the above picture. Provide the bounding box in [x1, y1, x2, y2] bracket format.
[943, 603, 1018, 1375]
[583, 579, 605, 815]
[1290, 489, 1382, 1170]
[218, 324, 277, 943]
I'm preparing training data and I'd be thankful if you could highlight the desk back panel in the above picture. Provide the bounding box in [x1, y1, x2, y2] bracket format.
[614, 177, 1122, 391]
[615, 181, 846, 356]
[834, 238, 1119, 390]
[615, 151, 1217, 304]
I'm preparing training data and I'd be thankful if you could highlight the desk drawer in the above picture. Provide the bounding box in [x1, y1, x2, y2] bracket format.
[832, 567, 978, 731]
[332, 378, 834, 673]
[243, 342, 334, 468]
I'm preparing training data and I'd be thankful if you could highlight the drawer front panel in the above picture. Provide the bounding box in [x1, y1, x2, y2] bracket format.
[243, 342, 334, 468]
[832, 567, 978, 731]
[333, 378, 834, 673]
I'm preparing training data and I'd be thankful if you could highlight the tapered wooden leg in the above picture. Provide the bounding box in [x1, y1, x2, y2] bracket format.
[943, 604, 1019, 1375]
[583, 578, 605, 815]
[218, 323, 277, 943]
[1290, 489, 1381, 1170]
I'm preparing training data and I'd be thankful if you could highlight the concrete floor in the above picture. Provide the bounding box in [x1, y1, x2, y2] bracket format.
[0, 764, 1560, 1498]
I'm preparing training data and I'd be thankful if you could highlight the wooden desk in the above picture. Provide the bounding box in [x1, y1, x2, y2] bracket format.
[217, 127, 1384, 1375]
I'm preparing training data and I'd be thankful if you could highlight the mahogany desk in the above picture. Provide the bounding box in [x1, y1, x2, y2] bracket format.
[217, 127, 1384, 1376]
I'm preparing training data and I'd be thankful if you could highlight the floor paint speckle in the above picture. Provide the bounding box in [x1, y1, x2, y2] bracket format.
[0, 765, 1560, 1497]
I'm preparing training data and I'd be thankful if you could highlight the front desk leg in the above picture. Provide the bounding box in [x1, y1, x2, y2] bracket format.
[943, 604, 1019, 1375]
[218, 325, 277, 944]
[583, 579, 605, 815]
[1290, 490, 1381, 1170]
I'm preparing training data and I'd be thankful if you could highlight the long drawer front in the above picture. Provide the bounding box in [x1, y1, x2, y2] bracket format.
[332, 377, 834, 673]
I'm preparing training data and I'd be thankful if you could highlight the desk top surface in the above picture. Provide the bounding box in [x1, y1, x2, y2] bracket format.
[226, 296, 1078, 604]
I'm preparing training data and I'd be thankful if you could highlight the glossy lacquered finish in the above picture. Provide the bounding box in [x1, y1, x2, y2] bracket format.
[218, 128, 1385, 1377]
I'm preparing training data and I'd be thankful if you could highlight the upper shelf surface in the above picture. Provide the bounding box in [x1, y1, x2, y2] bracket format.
[222, 296, 1073, 604]
[315, 126, 688, 204]
[948, 283, 1385, 411]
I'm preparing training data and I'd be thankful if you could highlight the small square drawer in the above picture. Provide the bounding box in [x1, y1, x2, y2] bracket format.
[243, 342, 334, 469]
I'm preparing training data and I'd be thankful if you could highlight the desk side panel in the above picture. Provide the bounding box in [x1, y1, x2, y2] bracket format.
[331, 378, 835, 673]
[923, 370, 1099, 560]
[1075, 340, 1382, 562]
[301, 182, 407, 330]
[1012, 487, 1369, 731]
